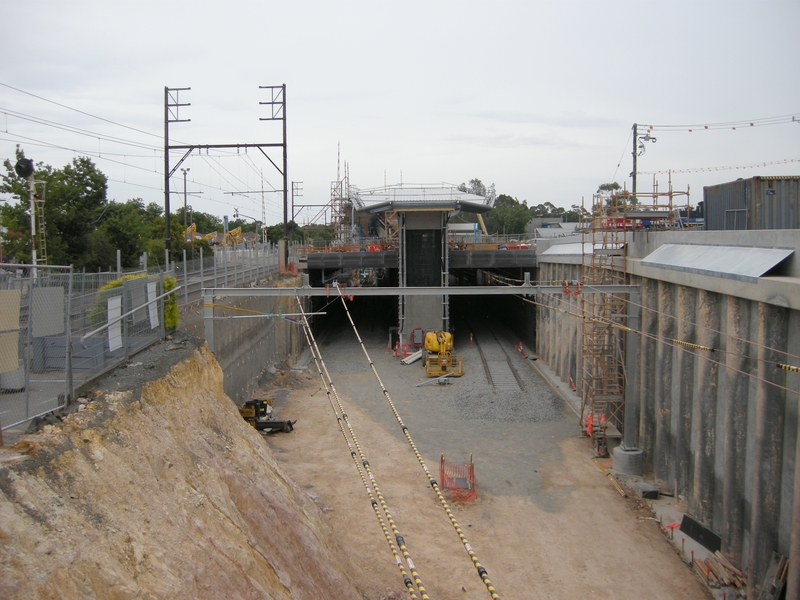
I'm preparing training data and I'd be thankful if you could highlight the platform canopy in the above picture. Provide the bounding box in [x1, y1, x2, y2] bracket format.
[353, 184, 493, 214]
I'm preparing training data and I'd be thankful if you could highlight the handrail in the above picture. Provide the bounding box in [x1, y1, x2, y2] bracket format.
[79, 285, 181, 348]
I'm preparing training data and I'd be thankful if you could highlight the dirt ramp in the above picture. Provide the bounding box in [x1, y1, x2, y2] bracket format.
[0, 345, 363, 599]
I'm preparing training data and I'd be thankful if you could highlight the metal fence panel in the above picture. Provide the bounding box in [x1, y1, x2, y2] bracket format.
[0, 266, 72, 429]
[1, 244, 284, 432]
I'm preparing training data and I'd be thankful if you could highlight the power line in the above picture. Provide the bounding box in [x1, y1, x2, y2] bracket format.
[0, 107, 162, 151]
[640, 112, 800, 132]
[0, 81, 164, 140]
[639, 158, 800, 175]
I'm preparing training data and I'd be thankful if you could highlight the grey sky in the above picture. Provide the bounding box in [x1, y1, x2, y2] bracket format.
[2, 0, 798, 227]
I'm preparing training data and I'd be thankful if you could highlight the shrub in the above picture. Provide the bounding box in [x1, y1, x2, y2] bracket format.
[89, 273, 178, 331]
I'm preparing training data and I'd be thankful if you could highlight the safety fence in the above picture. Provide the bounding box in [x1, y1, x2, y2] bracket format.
[439, 454, 478, 503]
[0, 242, 301, 433]
[0, 265, 171, 431]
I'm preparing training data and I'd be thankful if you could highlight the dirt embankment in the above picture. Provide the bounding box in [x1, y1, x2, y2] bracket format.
[0, 344, 366, 599]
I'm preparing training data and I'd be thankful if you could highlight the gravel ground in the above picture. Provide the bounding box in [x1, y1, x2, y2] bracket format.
[311, 316, 571, 499]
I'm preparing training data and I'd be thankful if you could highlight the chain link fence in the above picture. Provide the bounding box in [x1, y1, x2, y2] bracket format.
[0, 242, 296, 433]
[0, 265, 170, 431]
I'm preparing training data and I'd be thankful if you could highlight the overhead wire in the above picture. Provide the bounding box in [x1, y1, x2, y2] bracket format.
[332, 283, 501, 599]
[0, 132, 159, 174]
[1, 83, 289, 224]
[0, 107, 162, 151]
[294, 296, 428, 599]
[610, 127, 633, 183]
[0, 81, 166, 140]
[640, 112, 800, 132]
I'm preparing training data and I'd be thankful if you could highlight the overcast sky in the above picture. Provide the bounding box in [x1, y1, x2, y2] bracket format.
[2, 1, 798, 228]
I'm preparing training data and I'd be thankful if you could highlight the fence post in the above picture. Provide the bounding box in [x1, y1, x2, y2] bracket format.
[122, 278, 129, 361]
[24, 274, 34, 420]
[158, 271, 164, 338]
[199, 247, 204, 295]
[182, 250, 188, 306]
[66, 266, 74, 403]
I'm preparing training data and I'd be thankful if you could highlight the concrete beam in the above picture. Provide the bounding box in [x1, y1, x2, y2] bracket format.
[200, 285, 640, 298]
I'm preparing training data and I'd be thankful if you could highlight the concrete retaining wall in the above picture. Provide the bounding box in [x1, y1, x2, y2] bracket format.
[535, 230, 800, 594]
[206, 292, 308, 403]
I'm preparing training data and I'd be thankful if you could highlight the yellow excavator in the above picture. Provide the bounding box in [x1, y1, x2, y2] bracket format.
[424, 331, 464, 377]
[182, 223, 196, 243]
[223, 226, 243, 247]
[200, 231, 218, 243]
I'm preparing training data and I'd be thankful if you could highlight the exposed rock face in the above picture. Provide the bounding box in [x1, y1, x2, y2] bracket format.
[0, 345, 363, 599]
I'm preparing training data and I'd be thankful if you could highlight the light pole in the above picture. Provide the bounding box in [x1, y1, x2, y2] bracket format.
[181, 168, 190, 242]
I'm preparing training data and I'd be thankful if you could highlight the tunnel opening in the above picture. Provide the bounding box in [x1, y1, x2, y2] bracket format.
[307, 269, 537, 354]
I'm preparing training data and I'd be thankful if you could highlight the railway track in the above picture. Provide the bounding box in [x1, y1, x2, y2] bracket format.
[465, 320, 526, 392]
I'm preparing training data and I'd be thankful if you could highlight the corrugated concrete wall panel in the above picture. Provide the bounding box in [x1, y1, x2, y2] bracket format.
[536, 250, 799, 596]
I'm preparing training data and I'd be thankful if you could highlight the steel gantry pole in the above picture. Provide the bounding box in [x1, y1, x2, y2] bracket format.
[282, 84, 288, 243]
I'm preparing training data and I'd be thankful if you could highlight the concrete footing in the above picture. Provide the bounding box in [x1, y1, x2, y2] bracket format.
[613, 446, 644, 477]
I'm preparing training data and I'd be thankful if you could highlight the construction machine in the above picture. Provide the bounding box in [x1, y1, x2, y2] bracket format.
[223, 226, 243, 247]
[239, 398, 295, 433]
[424, 330, 464, 377]
[182, 223, 196, 243]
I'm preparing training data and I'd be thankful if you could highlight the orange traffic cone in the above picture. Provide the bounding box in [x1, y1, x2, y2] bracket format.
[394, 341, 400, 357]
[586, 410, 594, 436]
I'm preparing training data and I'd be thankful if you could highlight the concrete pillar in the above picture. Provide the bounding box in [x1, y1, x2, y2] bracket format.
[689, 289, 720, 524]
[721, 296, 751, 566]
[654, 280, 676, 486]
[622, 287, 641, 449]
[638, 278, 658, 473]
[673, 285, 696, 501]
[748, 302, 788, 597]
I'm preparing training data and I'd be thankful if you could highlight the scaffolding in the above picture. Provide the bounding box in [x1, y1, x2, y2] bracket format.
[580, 192, 628, 446]
[580, 179, 691, 451]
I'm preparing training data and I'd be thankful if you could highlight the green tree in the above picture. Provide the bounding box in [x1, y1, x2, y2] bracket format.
[458, 178, 487, 197]
[1, 147, 108, 266]
[483, 194, 531, 235]
[597, 182, 635, 212]
[95, 199, 151, 268]
[265, 221, 301, 244]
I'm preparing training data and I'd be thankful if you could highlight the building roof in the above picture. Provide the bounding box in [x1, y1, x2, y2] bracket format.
[354, 184, 494, 214]
[641, 243, 794, 283]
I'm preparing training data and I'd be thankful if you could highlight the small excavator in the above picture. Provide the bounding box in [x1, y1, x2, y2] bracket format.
[424, 331, 464, 378]
[239, 398, 295, 433]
